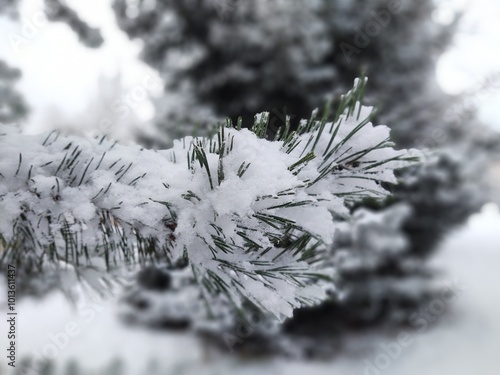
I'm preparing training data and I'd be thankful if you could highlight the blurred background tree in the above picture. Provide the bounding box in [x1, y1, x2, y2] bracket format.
[1, 0, 499, 360]
[107, 0, 500, 351]
[0, 4, 28, 124]
[0, 0, 104, 125]
[111, 0, 465, 147]
[0, 59, 29, 124]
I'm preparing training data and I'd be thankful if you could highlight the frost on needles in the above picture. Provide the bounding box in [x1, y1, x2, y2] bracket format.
[0, 78, 420, 319]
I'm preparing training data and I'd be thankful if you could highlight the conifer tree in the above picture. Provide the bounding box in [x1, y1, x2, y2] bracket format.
[110, 0, 497, 335]
[2, 0, 498, 359]
[111, 0, 461, 147]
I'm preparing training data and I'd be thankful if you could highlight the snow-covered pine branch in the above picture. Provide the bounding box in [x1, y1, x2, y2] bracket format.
[0, 79, 419, 318]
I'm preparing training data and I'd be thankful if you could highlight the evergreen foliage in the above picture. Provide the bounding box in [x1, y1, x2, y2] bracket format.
[0, 79, 418, 318]
[109, 0, 495, 332]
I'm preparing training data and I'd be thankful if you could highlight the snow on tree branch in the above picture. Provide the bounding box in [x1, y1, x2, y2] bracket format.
[0, 79, 419, 318]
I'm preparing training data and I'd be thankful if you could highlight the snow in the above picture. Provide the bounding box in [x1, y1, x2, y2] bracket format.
[0, 94, 416, 318]
[2, 203, 499, 374]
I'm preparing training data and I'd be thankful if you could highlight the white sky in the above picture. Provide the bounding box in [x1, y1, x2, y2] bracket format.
[0, 0, 159, 136]
[0, 0, 499, 134]
[435, 0, 500, 130]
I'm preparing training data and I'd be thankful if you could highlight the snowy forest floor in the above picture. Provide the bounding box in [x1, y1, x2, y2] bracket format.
[1, 204, 499, 375]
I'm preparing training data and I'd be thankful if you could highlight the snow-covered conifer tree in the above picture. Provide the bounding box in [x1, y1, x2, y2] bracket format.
[110, 0, 498, 334]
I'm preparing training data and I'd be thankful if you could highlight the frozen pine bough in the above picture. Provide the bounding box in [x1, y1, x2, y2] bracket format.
[111, 2, 494, 327]
[188, 204, 441, 358]
[1, 79, 419, 323]
[283, 205, 438, 337]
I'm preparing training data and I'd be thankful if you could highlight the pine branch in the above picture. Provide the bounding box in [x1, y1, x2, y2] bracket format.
[0, 79, 420, 318]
